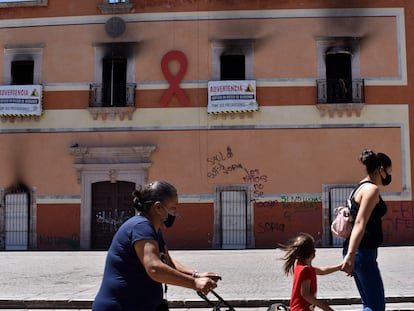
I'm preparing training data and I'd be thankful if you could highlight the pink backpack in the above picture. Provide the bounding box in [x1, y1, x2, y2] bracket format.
[331, 181, 372, 239]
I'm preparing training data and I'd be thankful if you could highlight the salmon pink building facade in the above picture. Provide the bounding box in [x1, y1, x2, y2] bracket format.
[0, 0, 413, 250]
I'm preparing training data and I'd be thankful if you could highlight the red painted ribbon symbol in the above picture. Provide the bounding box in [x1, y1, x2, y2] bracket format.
[160, 50, 189, 106]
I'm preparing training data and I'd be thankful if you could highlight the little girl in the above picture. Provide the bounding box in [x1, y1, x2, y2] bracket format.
[280, 233, 342, 311]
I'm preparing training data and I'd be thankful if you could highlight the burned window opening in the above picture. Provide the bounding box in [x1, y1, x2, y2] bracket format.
[11, 60, 34, 85]
[102, 58, 127, 107]
[325, 52, 352, 103]
[220, 54, 246, 81]
[90, 42, 136, 111]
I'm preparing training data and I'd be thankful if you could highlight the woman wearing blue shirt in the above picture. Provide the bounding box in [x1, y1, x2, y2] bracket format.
[93, 181, 220, 311]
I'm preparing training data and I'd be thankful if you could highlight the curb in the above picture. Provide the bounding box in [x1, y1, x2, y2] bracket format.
[0, 297, 413, 309]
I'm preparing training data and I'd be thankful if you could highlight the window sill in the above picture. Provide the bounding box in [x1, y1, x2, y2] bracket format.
[209, 111, 256, 120]
[1, 115, 41, 122]
[98, 3, 134, 14]
[316, 103, 364, 117]
[88, 107, 136, 121]
[0, 0, 47, 8]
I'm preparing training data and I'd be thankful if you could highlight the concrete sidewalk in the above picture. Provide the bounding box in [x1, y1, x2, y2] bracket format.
[0, 247, 413, 310]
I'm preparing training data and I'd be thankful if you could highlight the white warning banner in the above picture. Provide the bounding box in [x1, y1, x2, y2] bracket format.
[0, 84, 42, 116]
[207, 80, 259, 114]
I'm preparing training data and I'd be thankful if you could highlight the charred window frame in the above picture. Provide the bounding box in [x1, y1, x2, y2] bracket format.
[316, 37, 364, 105]
[91, 42, 136, 108]
[211, 39, 254, 81]
[3, 46, 43, 85]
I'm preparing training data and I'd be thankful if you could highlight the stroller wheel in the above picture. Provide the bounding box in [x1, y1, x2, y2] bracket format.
[266, 303, 290, 311]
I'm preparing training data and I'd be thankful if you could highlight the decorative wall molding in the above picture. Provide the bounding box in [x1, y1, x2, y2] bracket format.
[68, 145, 157, 183]
[316, 103, 364, 117]
[67, 145, 157, 249]
[88, 107, 136, 121]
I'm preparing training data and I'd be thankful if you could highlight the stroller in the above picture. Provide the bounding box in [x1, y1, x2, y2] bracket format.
[197, 290, 235, 311]
[197, 290, 290, 311]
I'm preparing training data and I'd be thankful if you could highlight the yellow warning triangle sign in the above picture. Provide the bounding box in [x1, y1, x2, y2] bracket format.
[31, 89, 39, 97]
[245, 84, 254, 92]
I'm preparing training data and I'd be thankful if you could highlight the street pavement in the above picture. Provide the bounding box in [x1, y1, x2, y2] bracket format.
[0, 247, 413, 310]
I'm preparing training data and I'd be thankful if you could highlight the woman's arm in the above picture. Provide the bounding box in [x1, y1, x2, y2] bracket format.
[164, 246, 221, 281]
[134, 239, 217, 294]
[300, 279, 334, 311]
[342, 184, 379, 275]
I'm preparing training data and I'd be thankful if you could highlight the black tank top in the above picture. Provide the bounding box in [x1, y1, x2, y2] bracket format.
[345, 182, 388, 248]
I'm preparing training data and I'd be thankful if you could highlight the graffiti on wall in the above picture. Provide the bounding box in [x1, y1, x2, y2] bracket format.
[256, 221, 286, 234]
[207, 146, 244, 178]
[207, 146, 270, 200]
[382, 201, 414, 242]
[255, 194, 322, 235]
[392, 202, 414, 230]
[254, 195, 320, 210]
[280, 195, 320, 212]
[95, 210, 130, 233]
[206, 146, 414, 245]
[243, 168, 268, 198]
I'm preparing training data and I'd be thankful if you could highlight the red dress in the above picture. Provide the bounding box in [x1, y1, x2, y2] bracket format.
[290, 263, 317, 311]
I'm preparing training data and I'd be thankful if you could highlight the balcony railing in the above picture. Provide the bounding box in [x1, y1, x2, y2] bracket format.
[317, 79, 364, 104]
[89, 83, 136, 107]
[98, 0, 134, 13]
[88, 83, 136, 121]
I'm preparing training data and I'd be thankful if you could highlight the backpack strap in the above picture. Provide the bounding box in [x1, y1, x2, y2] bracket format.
[348, 180, 374, 201]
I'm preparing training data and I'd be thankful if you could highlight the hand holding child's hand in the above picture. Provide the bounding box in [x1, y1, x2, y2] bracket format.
[341, 253, 354, 276]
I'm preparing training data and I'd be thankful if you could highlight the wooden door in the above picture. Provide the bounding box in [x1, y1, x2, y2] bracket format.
[91, 181, 135, 250]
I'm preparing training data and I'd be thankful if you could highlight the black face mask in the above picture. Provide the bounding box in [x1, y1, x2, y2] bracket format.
[161, 205, 176, 228]
[381, 172, 392, 186]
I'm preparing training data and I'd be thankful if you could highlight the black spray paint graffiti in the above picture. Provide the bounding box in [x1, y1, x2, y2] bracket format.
[243, 168, 268, 198]
[255, 200, 279, 208]
[256, 197, 321, 234]
[382, 202, 414, 241]
[256, 222, 285, 233]
[207, 146, 244, 178]
[206, 147, 271, 201]
[393, 202, 414, 230]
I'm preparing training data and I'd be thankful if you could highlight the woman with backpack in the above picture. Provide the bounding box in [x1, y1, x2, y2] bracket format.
[341, 149, 392, 311]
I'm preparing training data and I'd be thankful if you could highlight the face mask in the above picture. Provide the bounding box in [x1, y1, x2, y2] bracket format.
[160, 205, 176, 228]
[381, 172, 392, 186]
